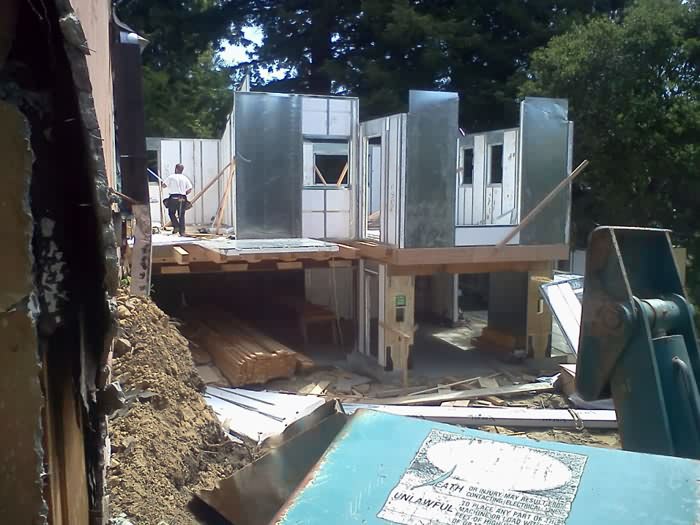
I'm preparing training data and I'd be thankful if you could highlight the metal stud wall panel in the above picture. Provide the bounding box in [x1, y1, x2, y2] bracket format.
[235, 93, 303, 238]
[519, 98, 570, 245]
[404, 91, 458, 248]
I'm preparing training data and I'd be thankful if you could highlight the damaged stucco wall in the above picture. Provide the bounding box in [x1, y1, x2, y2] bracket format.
[56, 1, 120, 521]
[56, 0, 120, 294]
[0, 101, 46, 523]
[0, 0, 119, 522]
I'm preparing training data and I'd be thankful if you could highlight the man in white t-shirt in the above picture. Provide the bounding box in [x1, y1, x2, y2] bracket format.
[163, 163, 193, 235]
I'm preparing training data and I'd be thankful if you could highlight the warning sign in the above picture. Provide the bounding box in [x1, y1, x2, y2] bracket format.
[378, 429, 587, 525]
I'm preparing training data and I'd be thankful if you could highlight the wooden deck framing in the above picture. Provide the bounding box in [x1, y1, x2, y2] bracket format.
[152, 241, 359, 275]
[153, 237, 567, 276]
[351, 240, 568, 275]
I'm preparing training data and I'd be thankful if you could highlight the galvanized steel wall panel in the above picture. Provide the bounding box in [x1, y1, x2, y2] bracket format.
[519, 98, 570, 245]
[235, 93, 303, 238]
[403, 91, 458, 248]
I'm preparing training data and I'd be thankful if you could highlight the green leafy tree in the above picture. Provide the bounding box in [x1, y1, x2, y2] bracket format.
[243, 1, 627, 128]
[115, 0, 247, 137]
[117, 1, 627, 133]
[142, 47, 233, 138]
[521, 0, 700, 299]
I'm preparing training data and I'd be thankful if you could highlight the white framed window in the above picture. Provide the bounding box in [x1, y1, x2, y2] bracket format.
[461, 147, 474, 185]
[488, 143, 504, 184]
[304, 140, 349, 187]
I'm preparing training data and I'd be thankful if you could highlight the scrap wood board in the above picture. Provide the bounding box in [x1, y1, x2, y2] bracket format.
[376, 382, 554, 406]
[188, 317, 312, 385]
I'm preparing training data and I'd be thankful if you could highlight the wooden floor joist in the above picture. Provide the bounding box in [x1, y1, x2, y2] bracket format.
[350, 240, 569, 267]
[172, 246, 189, 264]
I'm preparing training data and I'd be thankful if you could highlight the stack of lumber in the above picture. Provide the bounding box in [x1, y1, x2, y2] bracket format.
[188, 317, 311, 385]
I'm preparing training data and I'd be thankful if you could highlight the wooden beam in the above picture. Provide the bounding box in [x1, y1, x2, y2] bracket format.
[344, 405, 618, 430]
[495, 159, 589, 250]
[221, 263, 249, 272]
[393, 244, 569, 266]
[172, 246, 190, 265]
[328, 259, 352, 268]
[336, 162, 349, 186]
[213, 163, 236, 232]
[387, 264, 446, 277]
[527, 261, 553, 359]
[352, 240, 394, 261]
[334, 243, 360, 259]
[443, 261, 534, 274]
[277, 261, 304, 270]
[189, 158, 234, 206]
[201, 246, 226, 263]
[160, 265, 191, 274]
[313, 165, 328, 185]
[152, 245, 174, 263]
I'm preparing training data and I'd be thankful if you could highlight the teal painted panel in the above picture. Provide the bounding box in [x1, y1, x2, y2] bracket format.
[274, 410, 700, 524]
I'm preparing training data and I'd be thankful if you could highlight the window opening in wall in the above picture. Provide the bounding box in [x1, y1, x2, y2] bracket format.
[147, 150, 159, 182]
[314, 153, 349, 185]
[489, 144, 503, 184]
[366, 136, 382, 241]
[462, 148, 474, 185]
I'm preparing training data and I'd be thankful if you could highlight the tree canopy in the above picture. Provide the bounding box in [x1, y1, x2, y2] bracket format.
[117, 0, 628, 134]
[522, 0, 700, 298]
[116, 0, 700, 299]
[115, 0, 245, 137]
[240, 0, 627, 129]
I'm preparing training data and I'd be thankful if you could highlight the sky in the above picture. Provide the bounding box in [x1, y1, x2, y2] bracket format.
[217, 26, 287, 82]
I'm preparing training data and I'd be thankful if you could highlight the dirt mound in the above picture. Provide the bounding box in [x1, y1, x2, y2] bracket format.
[108, 291, 251, 524]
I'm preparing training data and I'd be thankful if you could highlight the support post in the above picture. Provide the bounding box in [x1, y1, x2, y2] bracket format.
[527, 261, 553, 359]
[381, 272, 415, 383]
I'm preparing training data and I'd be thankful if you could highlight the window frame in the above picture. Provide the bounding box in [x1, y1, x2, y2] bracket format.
[488, 143, 504, 185]
[461, 147, 474, 186]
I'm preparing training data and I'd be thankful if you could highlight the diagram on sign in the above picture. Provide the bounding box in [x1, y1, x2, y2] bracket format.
[378, 429, 587, 525]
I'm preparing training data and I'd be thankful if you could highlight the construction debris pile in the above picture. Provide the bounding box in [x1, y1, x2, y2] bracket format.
[265, 368, 620, 449]
[105, 292, 619, 523]
[108, 292, 253, 524]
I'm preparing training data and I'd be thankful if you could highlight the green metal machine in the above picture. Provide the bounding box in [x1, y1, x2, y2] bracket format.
[577, 226, 700, 459]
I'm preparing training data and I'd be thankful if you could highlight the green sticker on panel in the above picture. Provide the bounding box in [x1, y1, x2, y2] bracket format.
[395, 295, 407, 307]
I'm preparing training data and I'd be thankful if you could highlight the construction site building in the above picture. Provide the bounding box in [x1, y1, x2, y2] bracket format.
[147, 89, 572, 377]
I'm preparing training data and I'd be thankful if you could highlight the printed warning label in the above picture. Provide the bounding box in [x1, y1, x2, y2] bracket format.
[378, 429, 587, 525]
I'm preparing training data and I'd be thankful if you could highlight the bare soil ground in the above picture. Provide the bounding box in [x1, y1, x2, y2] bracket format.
[108, 291, 252, 525]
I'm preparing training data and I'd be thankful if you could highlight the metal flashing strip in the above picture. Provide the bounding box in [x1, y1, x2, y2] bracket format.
[204, 386, 327, 444]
